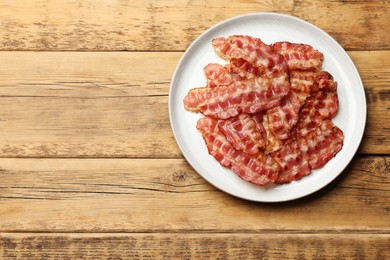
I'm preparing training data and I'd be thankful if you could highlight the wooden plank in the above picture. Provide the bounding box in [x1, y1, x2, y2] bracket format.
[0, 0, 388, 51]
[0, 156, 388, 232]
[0, 233, 388, 259]
[348, 51, 390, 154]
[0, 51, 388, 157]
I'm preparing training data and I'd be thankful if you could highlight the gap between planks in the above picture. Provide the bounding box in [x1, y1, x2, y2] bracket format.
[1, 230, 389, 235]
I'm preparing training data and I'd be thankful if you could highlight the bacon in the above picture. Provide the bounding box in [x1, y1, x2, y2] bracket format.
[262, 113, 284, 154]
[251, 111, 284, 154]
[299, 120, 344, 169]
[266, 91, 302, 140]
[273, 41, 324, 71]
[271, 121, 343, 184]
[183, 76, 290, 119]
[315, 71, 338, 92]
[290, 70, 337, 92]
[196, 116, 239, 167]
[189, 36, 344, 186]
[229, 58, 260, 79]
[196, 117, 280, 186]
[212, 35, 289, 79]
[204, 63, 240, 87]
[218, 113, 265, 155]
[203, 58, 261, 87]
[271, 140, 311, 184]
[289, 70, 338, 104]
[295, 90, 339, 136]
[290, 70, 320, 93]
[231, 152, 280, 186]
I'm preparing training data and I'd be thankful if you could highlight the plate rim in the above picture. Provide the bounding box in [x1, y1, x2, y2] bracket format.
[168, 12, 367, 202]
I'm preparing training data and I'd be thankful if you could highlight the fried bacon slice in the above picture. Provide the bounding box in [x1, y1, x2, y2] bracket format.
[197, 117, 280, 186]
[231, 152, 281, 186]
[266, 91, 302, 140]
[271, 140, 311, 184]
[218, 113, 265, 155]
[289, 70, 338, 104]
[266, 71, 337, 139]
[212, 35, 289, 79]
[290, 70, 337, 93]
[295, 90, 339, 136]
[204, 58, 260, 87]
[273, 41, 324, 71]
[262, 113, 284, 154]
[229, 58, 261, 79]
[272, 120, 344, 183]
[183, 76, 290, 119]
[300, 120, 344, 169]
[204, 63, 240, 87]
[196, 116, 239, 167]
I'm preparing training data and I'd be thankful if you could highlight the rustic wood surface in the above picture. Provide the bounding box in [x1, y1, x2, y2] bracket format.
[0, 0, 389, 259]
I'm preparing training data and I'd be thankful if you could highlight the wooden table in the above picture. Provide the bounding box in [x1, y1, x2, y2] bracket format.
[0, 1, 389, 259]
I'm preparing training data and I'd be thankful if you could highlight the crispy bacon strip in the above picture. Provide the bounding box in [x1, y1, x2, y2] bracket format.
[300, 120, 344, 169]
[262, 113, 284, 154]
[218, 113, 265, 155]
[196, 116, 239, 167]
[272, 121, 344, 183]
[196, 117, 280, 186]
[204, 63, 240, 87]
[290, 70, 319, 93]
[271, 140, 311, 184]
[266, 91, 302, 140]
[290, 70, 337, 93]
[231, 152, 280, 186]
[315, 71, 338, 92]
[295, 90, 339, 136]
[212, 35, 289, 80]
[290, 70, 338, 104]
[204, 58, 261, 87]
[183, 76, 290, 119]
[273, 41, 324, 71]
[265, 71, 336, 140]
[229, 58, 260, 79]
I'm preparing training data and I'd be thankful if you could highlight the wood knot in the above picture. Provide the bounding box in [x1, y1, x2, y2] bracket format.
[172, 170, 191, 182]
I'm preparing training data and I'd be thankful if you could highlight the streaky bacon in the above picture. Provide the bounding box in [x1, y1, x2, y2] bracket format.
[229, 58, 261, 79]
[290, 70, 337, 93]
[290, 70, 338, 104]
[299, 120, 344, 169]
[262, 113, 284, 154]
[197, 117, 280, 186]
[271, 121, 344, 184]
[231, 152, 281, 186]
[183, 76, 290, 119]
[273, 41, 324, 71]
[218, 113, 265, 155]
[315, 71, 338, 92]
[196, 116, 239, 167]
[271, 139, 311, 184]
[189, 36, 343, 186]
[204, 63, 240, 87]
[212, 35, 289, 79]
[295, 90, 339, 136]
[203, 58, 263, 87]
[266, 91, 302, 140]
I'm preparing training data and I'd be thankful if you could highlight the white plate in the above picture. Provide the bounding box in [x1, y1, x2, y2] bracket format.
[169, 12, 366, 202]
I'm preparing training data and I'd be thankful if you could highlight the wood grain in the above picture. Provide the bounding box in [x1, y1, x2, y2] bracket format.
[0, 0, 388, 51]
[0, 51, 388, 157]
[0, 233, 389, 259]
[0, 156, 388, 232]
[0, 0, 388, 257]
